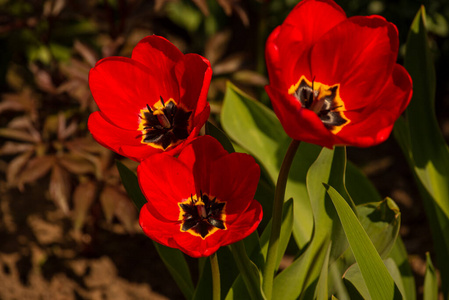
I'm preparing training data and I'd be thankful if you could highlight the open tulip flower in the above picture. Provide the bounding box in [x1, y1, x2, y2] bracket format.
[265, 0, 413, 148]
[88, 35, 212, 161]
[137, 135, 263, 258]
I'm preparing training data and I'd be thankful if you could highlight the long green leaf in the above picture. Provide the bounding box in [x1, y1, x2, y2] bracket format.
[221, 81, 318, 248]
[396, 6, 449, 296]
[272, 147, 335, 300]
[423, 252, 438, 300]
[116, 161, 194, 299]
[325, 185, 402, 300]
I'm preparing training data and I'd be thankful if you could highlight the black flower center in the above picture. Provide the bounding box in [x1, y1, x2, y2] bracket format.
[138, 97, 192, 150]
[179, 193, 226, 239]
[291, 76, 350, 133]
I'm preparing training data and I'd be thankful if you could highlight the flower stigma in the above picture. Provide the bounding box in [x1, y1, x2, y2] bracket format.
[138, 96, 192, 150]
[178, 192, 227, 239]
[289, 76, 350, 134]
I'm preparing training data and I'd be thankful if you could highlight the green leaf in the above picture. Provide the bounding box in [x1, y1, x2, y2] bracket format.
[116, 161, 194, 299]
[389, 238, 416, 300]
[221, 81, 318, 248]
[316, 243, 332, 300]
[395, 6, 449, 296]
[272, 148, 335, 300]
[206, 121, 235, 153]
[259, 198, 294, 268]
[116, 161, 146, 210]
[344, 258, 407, 300]
[423, 252, 438, 300]
[340, 198, 401, 267]
[325, 185, 402, 300]
[345, 161, 382, 205]
[229, 241, 267, 300]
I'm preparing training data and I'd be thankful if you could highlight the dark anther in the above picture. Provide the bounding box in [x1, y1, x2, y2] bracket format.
[179, 193, 226, 238]
[146, 104, 153, 113]
[294, 78, 347, 131]
[160, 95, 165, 107]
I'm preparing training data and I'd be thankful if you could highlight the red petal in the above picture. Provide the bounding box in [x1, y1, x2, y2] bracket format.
[131, 36, 183, 102]
[138, 154, 196, 220]
[88, 111, 160, 161]
[336, 64, 412, 147]
[276, 0, 347, 87]
[89, 57, 166, 130]
[209, 153, 260, 219]
[175, 54, 212, 114]
[177, 136, 229, 194]
[222, 200, 263, 245]
[139, 203, 184, 248]
[310, 15, 399, 110]
[265, 86, 336, 148]
[132, 35, 183, 73]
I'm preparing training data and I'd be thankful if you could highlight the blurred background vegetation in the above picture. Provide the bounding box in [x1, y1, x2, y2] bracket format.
[0, 0, 449, 298]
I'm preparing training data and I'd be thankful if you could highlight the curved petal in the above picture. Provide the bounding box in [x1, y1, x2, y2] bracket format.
[278, 0, 347, 86]
[139, 203, 182, 247]
[177, 135, 229, 194]
[336, 64, 412, 147]
[138, 154, 196, 220]
[89, 57, 167, 130]
[310, 15, 399, 110]
[222, 200, 263, 245]
[175, 53, 212, 115]
[132, 35, 183, 72]
[265, 85, 336, 148]
[88, 111, 158, 161]
[209, 153, 260, 219]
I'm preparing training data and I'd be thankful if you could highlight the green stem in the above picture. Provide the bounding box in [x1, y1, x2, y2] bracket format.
[210, 253, 221, 300]
[262, 139, 301, 299]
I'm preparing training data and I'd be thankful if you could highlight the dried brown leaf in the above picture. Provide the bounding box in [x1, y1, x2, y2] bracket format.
[99, 186, 118, 224]
[0, 128, 40, 143]
[113, 190, 137, 232]
[0, 141, 35, 156]
[6, 150, 34, 187]
[213, 53, 245, 75]
[30, 63, 57, 94]
[57, 112, 78, 140]
[7, 116, 41, 142]
[205, 30, 232, 66]
[18, 155, 55, 189]
[58, 153, 95, 175]
[0, 89, 38, 120]
[49, 164, 71, 213]
[74, 40, 98, 68]
[73, 181, 97, 230]
[232, 70, 268, 86]
[192, 0, 210, 15]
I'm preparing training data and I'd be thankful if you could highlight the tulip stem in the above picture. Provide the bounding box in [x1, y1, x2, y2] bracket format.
[262, 139, 301, 299]
[210, 252, 221, 300]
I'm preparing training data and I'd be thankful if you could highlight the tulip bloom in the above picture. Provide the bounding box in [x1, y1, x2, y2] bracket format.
[138, 136, 263, 257]
[265, 0, 412, 148]
[88, 35, 212, 161]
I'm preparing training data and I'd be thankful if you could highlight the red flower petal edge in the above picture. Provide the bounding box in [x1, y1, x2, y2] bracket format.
[137, 135, 263, 258]
[88, 35, 212, 161]
[265, 0, 412, 148]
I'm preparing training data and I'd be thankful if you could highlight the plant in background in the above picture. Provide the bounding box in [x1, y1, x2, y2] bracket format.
[1, 0, 448, 299]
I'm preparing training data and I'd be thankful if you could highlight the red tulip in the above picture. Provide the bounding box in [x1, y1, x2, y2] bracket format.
[265, 0, 412, 148]
[88, 35, 212, 161]
[138, 135, 263, 258]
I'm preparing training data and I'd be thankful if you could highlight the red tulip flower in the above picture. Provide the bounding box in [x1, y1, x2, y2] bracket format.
[265, 0, 412, 148]
[88, 35, 212, 161]
[138, 135, 263, 258]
